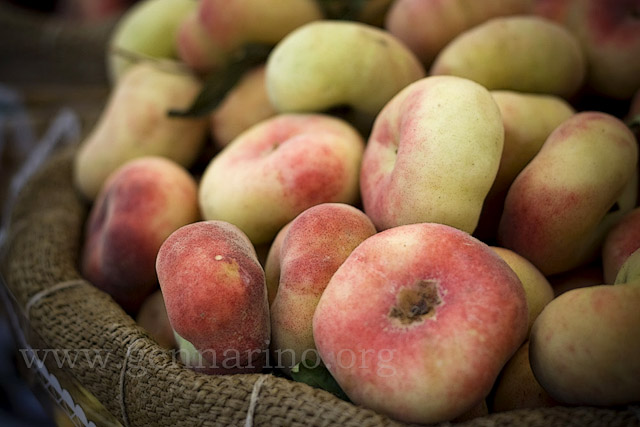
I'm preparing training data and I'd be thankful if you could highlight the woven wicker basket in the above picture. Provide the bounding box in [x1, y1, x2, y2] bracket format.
[1, 4, 639, 427]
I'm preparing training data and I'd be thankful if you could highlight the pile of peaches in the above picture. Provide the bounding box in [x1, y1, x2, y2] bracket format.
[72, 0, 640, 424]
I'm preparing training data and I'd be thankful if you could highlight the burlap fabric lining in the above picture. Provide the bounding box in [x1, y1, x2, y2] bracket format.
[2, 144, 638, 427]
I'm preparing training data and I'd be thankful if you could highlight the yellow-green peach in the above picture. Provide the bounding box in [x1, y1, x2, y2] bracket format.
[475, 91, 575, 241]
[498, 112, 638, 275]
[176, 0, 322, 74]
[74, 62, 207, 201]
[614, 248, 640, 285]
[386, 0, 533, 66]
[492, 247, 554, 335]
[529, 253, 640, 405]
[199, 114, 364, 245]
[431, 16, 586, 98]
[266, 20, 425, 116]
[211, 65, 277, 149]
[107, 0, 196, 82]
[360, 75, 503, 233]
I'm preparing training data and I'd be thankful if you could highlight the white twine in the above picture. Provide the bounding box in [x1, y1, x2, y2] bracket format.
[24, 279, 84, 319]
[244, 375, 269, 427]
[119, 337, 146, 427]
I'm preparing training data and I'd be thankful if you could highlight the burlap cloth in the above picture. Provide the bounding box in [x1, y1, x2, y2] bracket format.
[1, 4, 639, 427]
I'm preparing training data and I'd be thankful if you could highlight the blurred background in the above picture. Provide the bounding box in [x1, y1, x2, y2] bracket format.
[3, 0, 138, 21]
[0, 2, 139, 425]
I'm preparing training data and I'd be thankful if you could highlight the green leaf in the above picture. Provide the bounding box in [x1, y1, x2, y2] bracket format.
[290, 360, 350, 401]
[316, 0, 368, 20]
[168, 43, 273, 118]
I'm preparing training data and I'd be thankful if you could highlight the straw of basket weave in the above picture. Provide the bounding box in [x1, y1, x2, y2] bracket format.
[3, 142, 639, 427]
